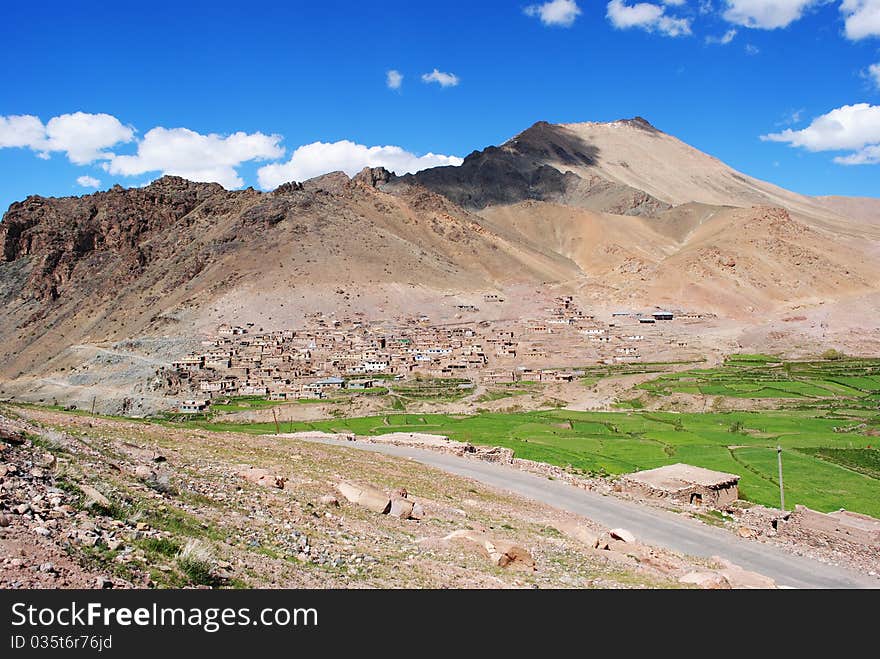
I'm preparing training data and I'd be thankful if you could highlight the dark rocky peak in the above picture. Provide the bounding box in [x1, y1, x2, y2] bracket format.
[620, 116, 661, 133]
[352, 166, 393, 188]
[504, 121, 599, 167]
[301, 171, 352, 194]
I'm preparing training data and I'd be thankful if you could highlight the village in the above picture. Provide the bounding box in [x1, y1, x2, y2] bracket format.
[161, 296, 716, 413]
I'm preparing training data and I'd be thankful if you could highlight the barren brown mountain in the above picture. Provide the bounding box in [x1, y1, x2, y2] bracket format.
[1, 117, 878, 411]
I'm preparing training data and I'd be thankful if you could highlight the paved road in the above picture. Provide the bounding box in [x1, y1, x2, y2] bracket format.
[300, 437, 878, 589]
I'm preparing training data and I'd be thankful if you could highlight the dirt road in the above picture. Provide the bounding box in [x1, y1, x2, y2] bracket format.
[295, 436, 878, 589]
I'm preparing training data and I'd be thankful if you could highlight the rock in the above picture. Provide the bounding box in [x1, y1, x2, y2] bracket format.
[318, 495, 339, 507]
[594, 533, 612, 550]
[34, 527, 51, 537]
[14, 503, 30, 515]
[389, 497, 415, 519]
[337, 481, 391, 514]
[609, 528, 636, 543]
[410, 503, 425, 520]
[712, 557, 777, 589]
[80, 484, 111, 509]
[106, 539, 123, 551]
[237, 468, 286, 489]
[551, 522, 598, 548]
[136, 522, 149, 531]
[737, 526, 758, 539]
[39, 562, 55, 573]
[0, 513, 9, 527]
[134, 465, 155, 480]
[444, 530, 536, 570]
[35, 453, 56, 469]
[96, 576, 114, 589]
[679, 571, 731, 589]
[30, 467, 45, 478]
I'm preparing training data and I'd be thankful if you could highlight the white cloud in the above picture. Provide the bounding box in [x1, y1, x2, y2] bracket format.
[106, 127, 284, 189]
[761, 103, 880, 164]
[867, 62, 880, 88]
[722, 0, 820, 29]
[76, 175, 101, 188]
[606, 1, 692, 37]
[745, 42, 761, 53]
[841, 0, 880, 40]
[706, 28, 738, 43]
[421, 69, 460, 87]
[386, 69, 403, 90]
[524, 0, 582, 27]
[0, 111, 134, 163]
[256, 140, 463, 190]
[0, 115, 45, 148]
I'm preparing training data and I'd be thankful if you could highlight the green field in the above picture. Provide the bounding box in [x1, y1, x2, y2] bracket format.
[639, 356, 880, 403]
[181, 406, 880, 517]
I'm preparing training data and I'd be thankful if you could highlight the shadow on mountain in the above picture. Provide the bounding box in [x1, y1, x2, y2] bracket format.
[389, 121, 601, 210]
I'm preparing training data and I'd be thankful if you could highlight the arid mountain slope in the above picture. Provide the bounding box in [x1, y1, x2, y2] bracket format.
[0, 174, 579, 384]
[1, 116, 879, 411]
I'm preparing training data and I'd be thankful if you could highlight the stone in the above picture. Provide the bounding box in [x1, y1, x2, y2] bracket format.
[80, 484, 111, 509]
[30, 467, 45, 478]
[410, 503, 425, 520]
[35, 453, 57, 469]
[389, 497, 415, 519]
[39, 562, 55, 573]
[107, 539, 123, 551]
[444, 530, 536, 570]
[14, 503, 30, 515]
[134, 465, 155, 480]
[237, 468, 286, 489]
[337, 481, 391, 514]
[712, 557, 777, 589]
[0, 513, 9, 527]
[679, 571, 731, 589]
[609, 528, 636, 543]
[96, 576, 114, 589]
[34, 527, 51, 537]
[318, 495, 339, 507]
[737, 526, 758, 539]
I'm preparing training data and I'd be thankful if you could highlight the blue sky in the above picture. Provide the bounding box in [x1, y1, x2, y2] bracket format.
[1, 0, 879, 213]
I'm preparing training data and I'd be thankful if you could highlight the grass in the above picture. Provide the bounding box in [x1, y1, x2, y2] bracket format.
[178, 406, 880, 517]
[639, 355, 880, 401]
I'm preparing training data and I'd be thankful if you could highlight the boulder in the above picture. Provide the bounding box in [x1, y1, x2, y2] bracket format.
[35, 453, 57, 470]
[389, 497, 415, 519]
[318, 495, 339, 507]
[237, 468, 286, 489]
[134, 465, 155, 480]
[712, 557, 776, 589]
[737, 526, 758, 539]
[445, 530, 536, 570]
[679, 571, 731, 589]
[80, 484, 111, 509]
[337, 481, 391, 514]
[609, 528, 636, 543]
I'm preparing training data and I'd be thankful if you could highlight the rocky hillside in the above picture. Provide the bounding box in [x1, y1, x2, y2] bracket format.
[389, 120, 670, 216]
[1, 116, 879, 410]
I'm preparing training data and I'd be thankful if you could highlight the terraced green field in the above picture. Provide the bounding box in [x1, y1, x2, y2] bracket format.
[169, 356, 880, 517]
[638, 356, 880, 401]
[186, 407, 880, 517]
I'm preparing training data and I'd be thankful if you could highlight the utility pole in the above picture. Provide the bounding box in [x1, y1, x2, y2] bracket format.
[272, 407, 280, 435]
[777, 445, 785, 511]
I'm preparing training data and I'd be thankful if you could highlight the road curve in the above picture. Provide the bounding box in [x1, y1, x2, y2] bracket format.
[296, 436, 878, 589]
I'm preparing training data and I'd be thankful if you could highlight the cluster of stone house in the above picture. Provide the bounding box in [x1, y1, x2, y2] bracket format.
[165, 301, 714, 410]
